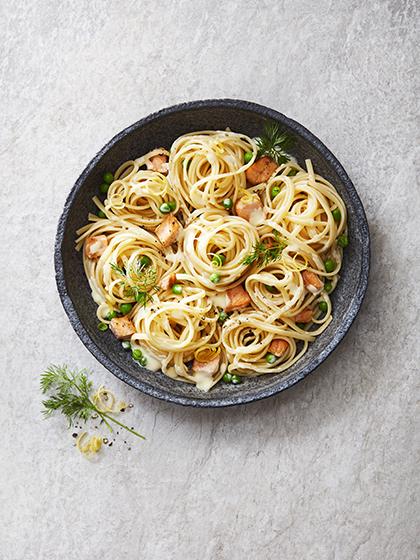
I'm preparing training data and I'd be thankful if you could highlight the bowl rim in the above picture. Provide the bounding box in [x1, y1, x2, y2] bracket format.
[54, 98, 370, 407]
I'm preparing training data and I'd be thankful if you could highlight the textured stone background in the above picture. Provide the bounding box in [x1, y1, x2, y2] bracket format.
[1, 1, 419, 559]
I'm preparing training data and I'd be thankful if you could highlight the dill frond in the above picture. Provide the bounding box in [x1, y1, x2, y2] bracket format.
[243, 235, 287, 266]
[255, 121, 293, 165]
[111, 259, 158, 307]
[41, 364, 145, 439]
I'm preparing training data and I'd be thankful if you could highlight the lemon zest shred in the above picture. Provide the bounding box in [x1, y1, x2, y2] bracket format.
[76, 432, 103, 455]
[118, 401, 128, 412]
[92, 385, 117, 413]
[92, 385, 127, 415]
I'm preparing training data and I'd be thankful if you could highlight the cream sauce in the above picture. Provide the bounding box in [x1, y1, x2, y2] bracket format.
[249, 207, 266, 226]
[194, 369, 218, 392]
[209, 293, 227, 308]
[139, 346, 161, 372]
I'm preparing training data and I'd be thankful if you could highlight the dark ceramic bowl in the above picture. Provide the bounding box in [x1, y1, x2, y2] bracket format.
[55, 99, 369, 407]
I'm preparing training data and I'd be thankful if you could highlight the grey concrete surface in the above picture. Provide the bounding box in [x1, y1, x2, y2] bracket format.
[1, 1, 419, 559]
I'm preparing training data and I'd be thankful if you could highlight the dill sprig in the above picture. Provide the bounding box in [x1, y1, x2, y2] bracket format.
[243, 232, 287, 266]
[41, 364, 145, 439]
[111, 260, 159, 307]
[255, 121, 293, 165]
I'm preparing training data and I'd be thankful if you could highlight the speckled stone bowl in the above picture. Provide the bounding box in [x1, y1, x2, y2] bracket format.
[55, 99, 370, 407]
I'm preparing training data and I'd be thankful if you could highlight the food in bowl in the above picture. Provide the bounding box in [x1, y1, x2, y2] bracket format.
[76, 123, 349, 391]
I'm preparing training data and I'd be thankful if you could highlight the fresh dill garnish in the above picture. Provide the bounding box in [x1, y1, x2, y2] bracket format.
[255, 121, 293, 165]
[110, 263, 126, 276]
[41, 364, 145, 439]
[110, 260, 159, 307]
[243, 232, 287, 266]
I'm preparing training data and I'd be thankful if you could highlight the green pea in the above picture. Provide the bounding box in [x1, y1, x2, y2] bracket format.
[231, 374, 242, 384]
[332, 208, 341, 221]
[98, 210, 106, 218]
[296, 323, 306, 329]
[138, 255, 151, 268]
[132, 349, 143, 361]
[244, 152, 253, 164]
[122, 340, 131, 350]
[318, 301, 328, 313]
[324, 281, 333, 293]
[271, 185, 281, 199]
[223, 198, 233, 210]
[103, 172, 114, 184]
[212, 254, 226, 267]
[172, 284, 182, 295]
[223, 372, 232, 383]
[139, 356, 147, 367]
[266, 285, 277, 293]
[159, 202, 171, 214]
[210, 272, 221, 284]
[337, 234, 349, 248]
[265, 353, 276, 364]
[324, 259, 336, 273]
[105, 310, 117, 320]
[99, 183, 109, 194]
[120, 303, 133, 315]
[167, 200, 177, 211]
[97, 322, 108, 332]
[218, 311, 229, 324]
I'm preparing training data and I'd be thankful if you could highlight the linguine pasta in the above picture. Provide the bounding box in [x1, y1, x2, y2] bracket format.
[76, 128, 348, 391]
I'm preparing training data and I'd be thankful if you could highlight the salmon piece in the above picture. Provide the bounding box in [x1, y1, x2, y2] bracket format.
[294, 309, 313, 323]
[302, 270, 324, 294]
[155, 215, 182, 247]
[268, 339, 289, 356]
[245, 156, 278, 185]
[84, 235, 108, 259]
[147, 152, 169, 174]
[235, 194, 265, 224]
[160, 273, 177, 291]
[109, 316, 136, 340]
[192, 354, 220, 377]
[225, 285, 251, 312]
